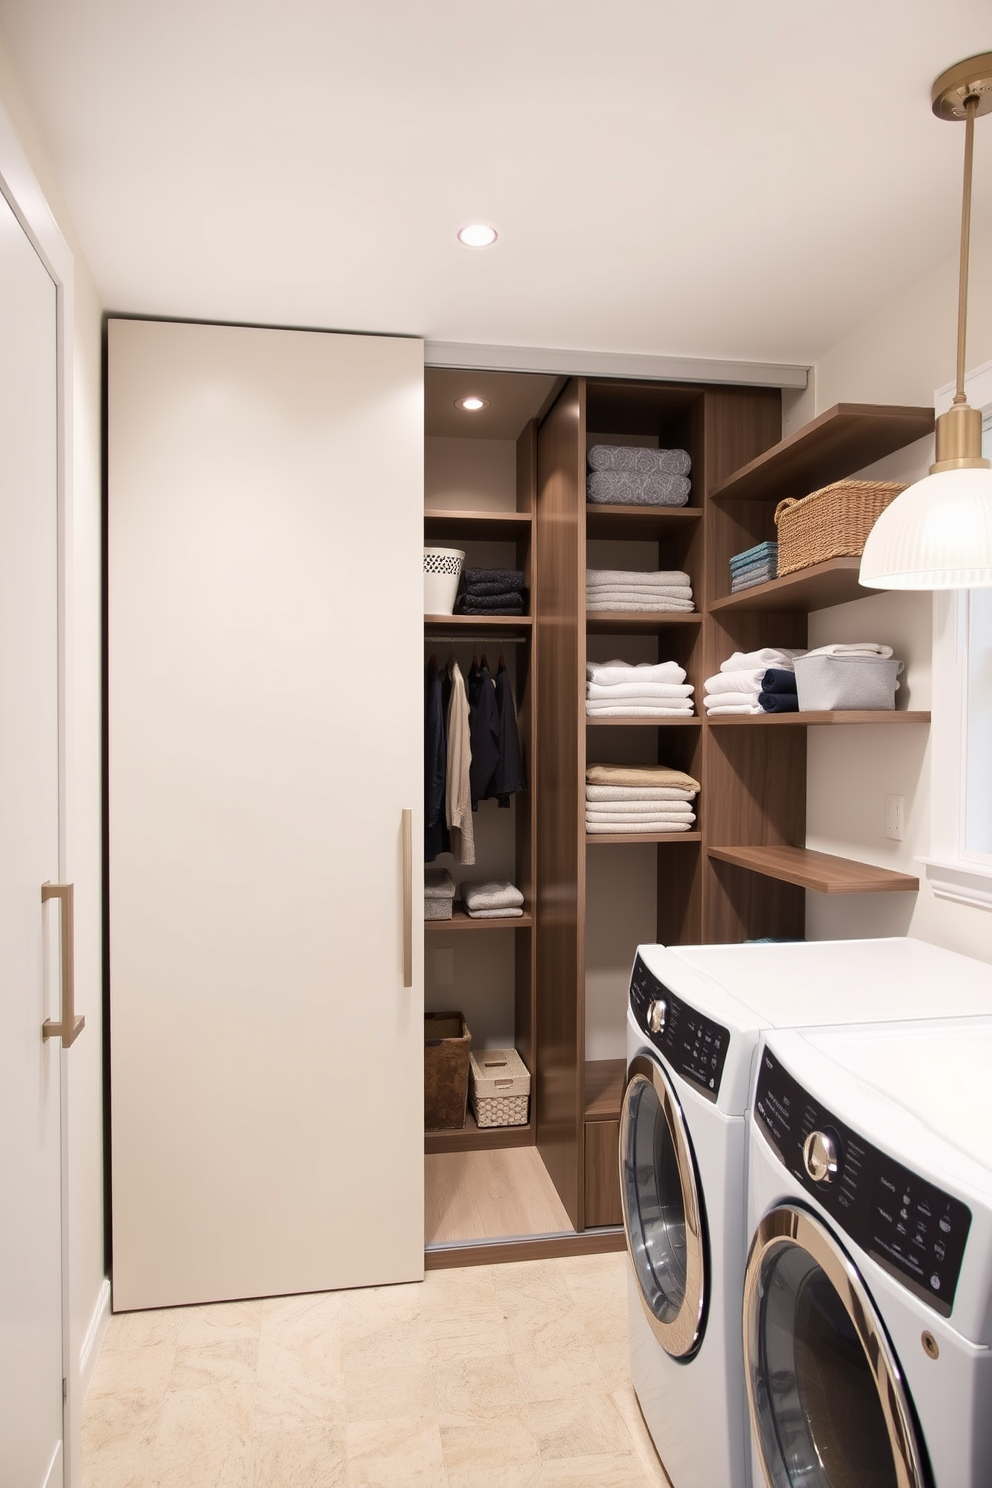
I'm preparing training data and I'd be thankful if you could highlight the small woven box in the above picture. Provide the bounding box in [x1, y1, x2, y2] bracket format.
[469, 1048, 530, 1128]
[774, 480, 905, 577]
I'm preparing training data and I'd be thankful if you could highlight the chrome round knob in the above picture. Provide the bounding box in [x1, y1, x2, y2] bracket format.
[647, 999, 668, 1035]
[803, 1130, 840, 1185]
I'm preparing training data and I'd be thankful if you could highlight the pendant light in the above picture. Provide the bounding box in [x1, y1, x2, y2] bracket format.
[860, 54, 992, 590]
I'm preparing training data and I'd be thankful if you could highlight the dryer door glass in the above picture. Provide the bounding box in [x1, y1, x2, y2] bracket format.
[620, 1057, 706, 1360]
[743, 1205, 926, 1488]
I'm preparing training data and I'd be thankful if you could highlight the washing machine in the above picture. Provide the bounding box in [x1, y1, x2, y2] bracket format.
[621, 938, 992, 1488]
[745, 1019, 992, 1488]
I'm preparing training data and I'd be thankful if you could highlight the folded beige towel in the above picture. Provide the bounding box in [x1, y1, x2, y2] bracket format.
[587, 820, 693, 834]
[462, 880, 525, 911]
[585, 800, 694, 815]
[586, 569, 691, 587]
[586, 785, 696, 802]
[586, 763, 701, 792]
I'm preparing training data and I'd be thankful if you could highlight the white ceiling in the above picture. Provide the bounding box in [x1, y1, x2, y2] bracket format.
[1, 0, 990, 370]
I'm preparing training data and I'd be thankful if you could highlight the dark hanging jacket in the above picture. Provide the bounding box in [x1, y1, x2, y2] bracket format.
[492, 663, 526, 807]
[424, 659, 450, 860]
[467, 662, 501, 810]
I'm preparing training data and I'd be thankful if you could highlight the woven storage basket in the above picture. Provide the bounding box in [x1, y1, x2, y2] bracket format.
[774, 480, 905, 577]
[425, 1012, 472, 1131]
[469, 1048, 530, 1128]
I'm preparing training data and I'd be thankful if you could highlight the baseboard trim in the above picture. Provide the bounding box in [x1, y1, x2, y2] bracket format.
[425, 1227, 626, 1269]
[78, 1277, 111, 1400]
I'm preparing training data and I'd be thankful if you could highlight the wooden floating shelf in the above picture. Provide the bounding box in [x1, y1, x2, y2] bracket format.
[584, 1058, 626, 1122]
[709, 558, 872, 613]
[425, 1114, 533, 1156]
[708, 844, 919, 894]
[709, 403, 935, 505]
[705, 711, 931, 727]
[425, 907, 532, 931]
[586, 611, 702, 634]
[425, 613, 532, 630]
[587, 831, 701, 845]
[424, 508, 532, 541]
[585, 504, 703, 539]
[586, 715, 701, 726]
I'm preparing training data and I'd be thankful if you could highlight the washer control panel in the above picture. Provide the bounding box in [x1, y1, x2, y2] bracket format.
[629, 954, 729, 1102]
[755, 1048, 971, 1317]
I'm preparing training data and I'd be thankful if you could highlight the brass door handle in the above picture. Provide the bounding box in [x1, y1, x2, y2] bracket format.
[402, 809, 413, 988]
[42, 882, 85, 1047]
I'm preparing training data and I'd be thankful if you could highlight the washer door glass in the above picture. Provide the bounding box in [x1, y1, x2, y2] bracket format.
[744, 1205, 927, 1488]
[620, 1056, 706, 1359]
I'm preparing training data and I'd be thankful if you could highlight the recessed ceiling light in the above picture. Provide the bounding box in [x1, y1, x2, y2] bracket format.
[456, 396, 490, 412]
[457, 223, 498, 248]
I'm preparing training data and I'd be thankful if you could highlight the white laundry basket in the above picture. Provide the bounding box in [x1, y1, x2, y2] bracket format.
[424, 547, 465, 616]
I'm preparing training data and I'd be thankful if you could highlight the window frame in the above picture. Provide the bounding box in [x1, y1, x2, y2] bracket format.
[923, 358, 992, 911]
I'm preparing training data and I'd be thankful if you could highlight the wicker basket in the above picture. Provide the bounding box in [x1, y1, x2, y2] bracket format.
[425, 1012, 472, 1131]
[469, 1048, 530, 1128]
[774, 480, 906, 577]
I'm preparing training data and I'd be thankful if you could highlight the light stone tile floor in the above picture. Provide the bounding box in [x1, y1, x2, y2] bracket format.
[83, 1252, 674, 1488]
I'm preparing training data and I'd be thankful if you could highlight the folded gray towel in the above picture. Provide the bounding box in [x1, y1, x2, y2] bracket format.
[462, 880, 525, 911]
[424, 898, 454, 920]
[424, 869, 456, 900]
[461, 568, 526, 591]
[587, 470, 691, 507]
[456, 594, 526, 614]
[588, 445, 691, 476]
[465, 906, 525, 919]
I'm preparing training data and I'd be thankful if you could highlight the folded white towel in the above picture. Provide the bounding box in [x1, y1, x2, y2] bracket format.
[802, 642, 894, 659]
[424, 869, 457, 900]
[465, 906, 525, 919]
[587, 820, 693, 834]
[586, 682, 694, 699]
[587, 569, 691, 588]
[586, 586, 694, 602]
[586, 785, 696, 801]
[586, 660, 687, 685]
[720, 648, 805, 673]
[703, 669, 766, 696]
[587, 599, 695, 613]
[703, 690, 761, 709]
[586, 802, 694, 818]
[462, 880, 525, 911]
[586, 703, 694, 716]
[705, 703, 763, 715]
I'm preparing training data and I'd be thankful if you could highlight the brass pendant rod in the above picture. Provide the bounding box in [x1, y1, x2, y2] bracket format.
[953, 93, 979, 405]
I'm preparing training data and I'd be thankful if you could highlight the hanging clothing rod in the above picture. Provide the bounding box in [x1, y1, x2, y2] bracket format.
[425, 633, 528, 645]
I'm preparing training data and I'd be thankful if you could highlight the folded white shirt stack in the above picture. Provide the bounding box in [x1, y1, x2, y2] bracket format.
[585, 658, 695, 717]
[585, 763, 700, 833]
[703, 648, 807, 715]
[586, 569, 694, 613]
[461, 880, 525, 919]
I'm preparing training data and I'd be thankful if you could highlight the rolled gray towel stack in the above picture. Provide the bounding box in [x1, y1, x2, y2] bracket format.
[461, 880, 524, 919]
[587, 445, 691, 507]
[425, 868, 456, 920]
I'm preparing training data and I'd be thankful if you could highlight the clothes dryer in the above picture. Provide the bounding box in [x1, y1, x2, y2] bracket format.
[621, 939, 992, 1488]
[745, 1019, 992, 1488]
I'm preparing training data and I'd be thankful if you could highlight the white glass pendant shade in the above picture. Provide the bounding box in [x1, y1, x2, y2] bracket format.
[859, 467, 992, 589]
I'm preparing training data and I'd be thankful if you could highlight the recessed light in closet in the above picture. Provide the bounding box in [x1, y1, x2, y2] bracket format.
[456, 223, 498, 248]
[455, 396, 490, 412]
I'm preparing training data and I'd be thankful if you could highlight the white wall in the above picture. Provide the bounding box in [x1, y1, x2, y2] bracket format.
[0, 25, 108, 1479]
[800, 222, 992, 964]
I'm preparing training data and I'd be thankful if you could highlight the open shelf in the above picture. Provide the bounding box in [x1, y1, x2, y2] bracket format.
[709, 557, 873, 613]
[706, 710, 931, 727]
[587, 830, 701, 845]
[584, 1059, 626, 1122]
[425, 1111, 534, 1155]
[585, 504, 702, 538]
[586, 611, 702, 634]
[709, 403, 935, 505]
[425, 613, 532, 631]
[425, 508, 532, 541]
[708, 844, 919, 894]
[586, 715, 701, 726]
[425, 907, 532, 931]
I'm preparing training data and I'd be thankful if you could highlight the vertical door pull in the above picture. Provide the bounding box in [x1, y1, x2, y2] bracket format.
[402, 809, 413, 988]
[41, 882, 85, 1047]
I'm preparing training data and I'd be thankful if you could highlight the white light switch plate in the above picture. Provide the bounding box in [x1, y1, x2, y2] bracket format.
[884, 794, 904, 841]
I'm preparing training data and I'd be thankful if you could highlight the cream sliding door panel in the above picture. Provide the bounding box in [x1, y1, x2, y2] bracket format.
[0, 194, 64, 1484]
[109, 319, 424, 1310]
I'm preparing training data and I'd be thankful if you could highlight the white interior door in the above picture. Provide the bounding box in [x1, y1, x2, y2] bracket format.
[109, 319, 425, 1311]
[0, 192, 64, 1486]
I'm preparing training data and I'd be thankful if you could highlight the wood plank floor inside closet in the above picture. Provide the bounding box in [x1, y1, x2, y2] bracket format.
[425, 1147, 575, 1245]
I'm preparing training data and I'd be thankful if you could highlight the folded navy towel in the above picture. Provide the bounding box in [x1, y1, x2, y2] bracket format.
[761, 668, 801, 695]
[461, 568, 525, 591]
[587, 444, 691, 477]
[759, 692, 800, 713]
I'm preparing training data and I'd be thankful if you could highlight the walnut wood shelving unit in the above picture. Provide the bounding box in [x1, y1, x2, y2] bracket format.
[534, 386, 934, 1236]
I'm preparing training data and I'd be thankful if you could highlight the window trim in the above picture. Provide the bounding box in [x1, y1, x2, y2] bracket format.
[921, 358, 992, 911]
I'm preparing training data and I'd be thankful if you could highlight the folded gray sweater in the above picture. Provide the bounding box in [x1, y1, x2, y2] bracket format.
[462, 880, 525, 911]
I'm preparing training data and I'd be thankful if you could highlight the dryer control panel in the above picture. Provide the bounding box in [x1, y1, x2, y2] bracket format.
[629, 954, 729, 1102]
[755, 1048, 971, 1318]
